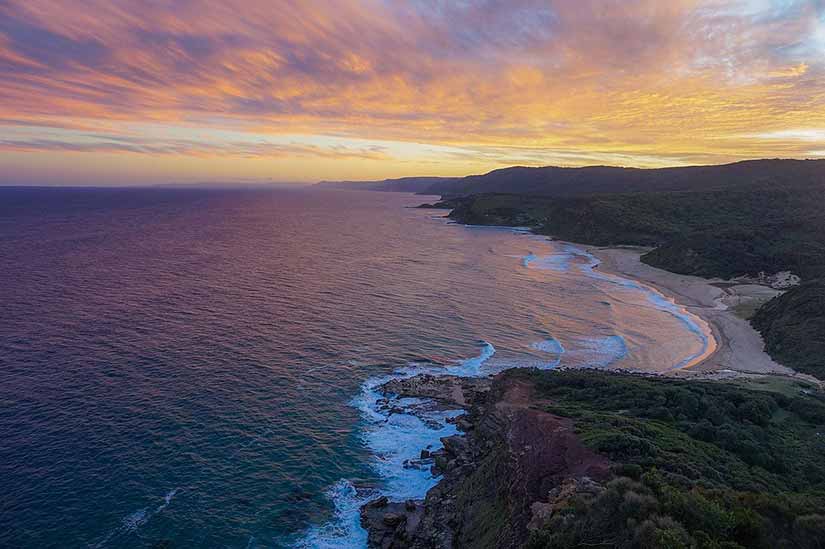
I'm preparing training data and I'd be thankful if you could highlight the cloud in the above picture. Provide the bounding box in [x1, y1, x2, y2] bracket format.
[0, 0, 824, 180]
[746, 128, 825, 141]
[0, 133, 391, 160]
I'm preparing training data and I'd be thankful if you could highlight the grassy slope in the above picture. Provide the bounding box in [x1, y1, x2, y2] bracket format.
[509, 369, 825, 549]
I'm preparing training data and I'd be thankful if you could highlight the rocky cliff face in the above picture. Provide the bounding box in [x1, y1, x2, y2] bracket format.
[360, 374, 611, 549]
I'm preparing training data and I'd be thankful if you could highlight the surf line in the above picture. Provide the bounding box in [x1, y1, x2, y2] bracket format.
[519, 240, 718, 371]
[293, 342, 497, 548]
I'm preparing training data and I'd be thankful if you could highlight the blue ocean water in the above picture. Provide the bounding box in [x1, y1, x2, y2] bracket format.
[0, 187, 709, 548]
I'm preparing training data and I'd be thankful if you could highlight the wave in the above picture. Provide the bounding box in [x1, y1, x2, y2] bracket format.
[521, 248, 573, 272]
[524, 243, 712, 370]
[91, 488, 179, 548]
[447, 341, 496, 377]
[573, 249, 713, 369]
[292, 343, 495, 547]
[568, 335, 629, 369]
[156, 488, 178, 513]
[522, 252, 538, 267]
[531, 337, 565, 355]
[293, 234, 713, 548]
[531, 337, 565, 369]
[294, 480, 369, 549]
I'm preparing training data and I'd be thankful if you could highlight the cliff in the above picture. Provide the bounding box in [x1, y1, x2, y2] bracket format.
[361, 369, 825, 548]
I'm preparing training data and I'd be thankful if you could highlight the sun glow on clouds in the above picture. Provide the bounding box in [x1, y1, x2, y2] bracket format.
[1, 0, 824, 184]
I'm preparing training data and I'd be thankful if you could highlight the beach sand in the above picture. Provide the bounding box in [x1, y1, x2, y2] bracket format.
[586, 246, 798, 379]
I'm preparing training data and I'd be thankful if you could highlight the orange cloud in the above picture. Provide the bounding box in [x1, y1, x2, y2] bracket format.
[0, 0, 824, 183]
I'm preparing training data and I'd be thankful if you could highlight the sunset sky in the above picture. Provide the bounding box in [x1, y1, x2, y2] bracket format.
[1, 0, 824, 185]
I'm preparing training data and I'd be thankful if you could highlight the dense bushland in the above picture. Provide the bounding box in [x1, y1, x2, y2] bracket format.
[510, 369, 825, 549]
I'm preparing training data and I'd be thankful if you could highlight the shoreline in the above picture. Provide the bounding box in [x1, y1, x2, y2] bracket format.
[584, 245, 800, 379]
[357, 205, 825, 547]
[574, 243, 719, 372]
[438, 211, 785, 378]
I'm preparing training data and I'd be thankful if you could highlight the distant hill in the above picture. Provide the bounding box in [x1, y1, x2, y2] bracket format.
[316, 176, 458, 193]
[429, 159, 825, 196]
[318, 159, 825, 196]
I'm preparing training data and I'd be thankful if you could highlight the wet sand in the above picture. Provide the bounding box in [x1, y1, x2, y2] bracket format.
[586, 246, 795, 377]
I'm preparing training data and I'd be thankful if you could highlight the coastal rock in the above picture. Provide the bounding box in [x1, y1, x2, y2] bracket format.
[379, 374, 490, 408]
[369, 496, 389, 508]
[766, 271, 801, 289]
[362, 372, 612, 549]
[416, 199, 458, 210]
[440, 435, 468, 458]
[455, 416, 474, 432]
[383, 513, 405, 527]
[360, 499, 424, 549]
[402, 458, 429, 470]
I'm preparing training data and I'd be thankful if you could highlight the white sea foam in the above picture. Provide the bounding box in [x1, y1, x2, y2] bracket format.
[295, 232, 713, 548]
[569, 335, 629, 368]
[156, 488, 178, 513]
[293, 343, 495, 547]
[447, 341, 496, 377]
[523, 251, 572, 272]
[530, 338, 565, 369]
[91, 488, 178, 548]
[572, 248, 711, 369]
[294, 480, 369, 549]
[121, 508, 149, 533]
[531, 337, 565, 355]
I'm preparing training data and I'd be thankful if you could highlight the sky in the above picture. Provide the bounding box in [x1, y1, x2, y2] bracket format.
[1, 0, 824, 185]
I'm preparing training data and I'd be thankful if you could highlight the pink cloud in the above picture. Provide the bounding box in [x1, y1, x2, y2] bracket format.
[0, 0, 822, 171]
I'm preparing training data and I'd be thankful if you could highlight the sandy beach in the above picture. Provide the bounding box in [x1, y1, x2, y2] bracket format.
[586, 246, 799, 378]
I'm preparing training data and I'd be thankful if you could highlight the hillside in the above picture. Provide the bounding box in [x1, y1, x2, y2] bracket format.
[522, 369, 825, 549]
[752, 281, 825, 381]
[428, 159, 825, 197]
[442, 187, 825, 281]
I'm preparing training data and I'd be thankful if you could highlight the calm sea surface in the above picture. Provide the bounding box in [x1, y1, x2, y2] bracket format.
[0, 187, 707, 548]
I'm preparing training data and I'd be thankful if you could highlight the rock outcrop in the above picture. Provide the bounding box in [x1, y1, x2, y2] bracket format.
[360, 373, 612, 548]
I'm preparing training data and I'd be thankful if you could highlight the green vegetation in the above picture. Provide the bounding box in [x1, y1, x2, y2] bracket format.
[730, 375, 820, 399]
[752, 280, 825, 381]
[408, 160, 825, 544]
[445, 187, 825, 280]
[508, 369, 825, 549]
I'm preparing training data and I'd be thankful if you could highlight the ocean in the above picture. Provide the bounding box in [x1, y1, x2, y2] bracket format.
[0, 187, 709, 548]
